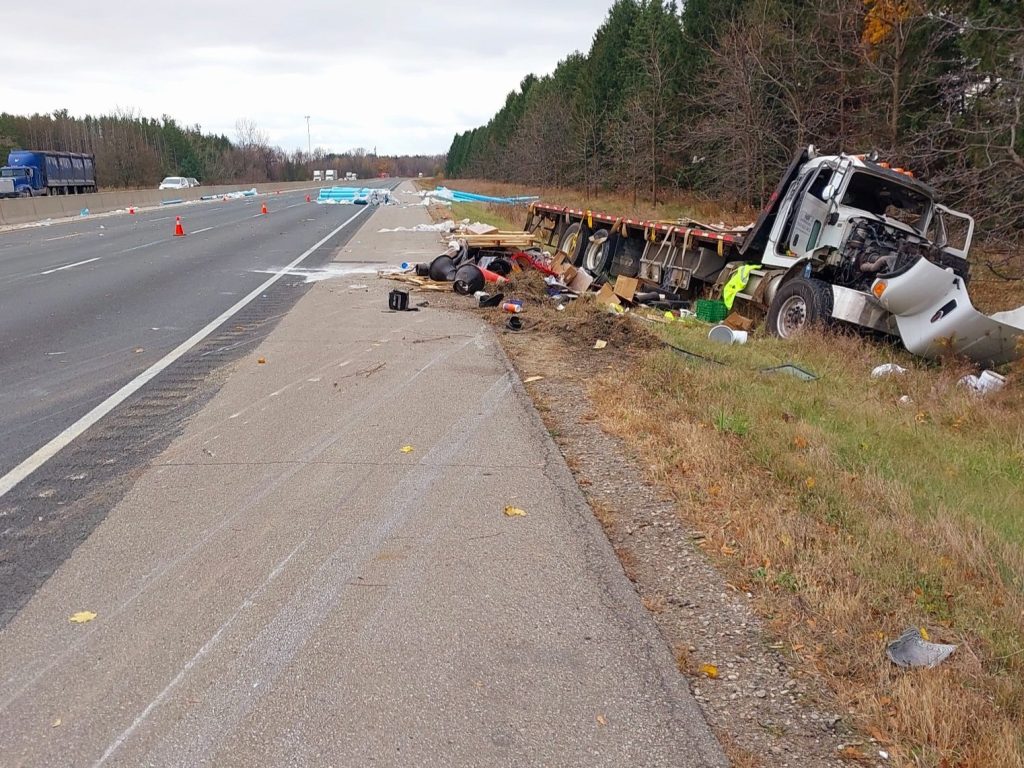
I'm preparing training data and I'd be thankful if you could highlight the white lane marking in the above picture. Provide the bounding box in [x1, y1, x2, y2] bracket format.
[39, 257, 100, 275]
[118, 240, 164, 254]
[191, 226, 215, 235]
[0, 206, 368, 500]
[42, 232, 86, 243]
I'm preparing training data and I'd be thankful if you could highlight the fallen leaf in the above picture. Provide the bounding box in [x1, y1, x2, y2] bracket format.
[523, 376, 544, 384]
[919, 626, 930, 641]
[504, 506, 527, 518]
[700, 664, 719, 679]
[805, 477, 817, 490]
[596, 714, 607, 726]
[52, 719, 62, 728]
[400, 445, 414, 454]
[69, 611, 96, 624]
[792, 435, 808, 450]
[593, 339, 608, 350]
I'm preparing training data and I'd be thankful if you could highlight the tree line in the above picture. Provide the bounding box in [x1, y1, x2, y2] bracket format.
[446, 0, 1024, 244]
[0, 110, 443, 187]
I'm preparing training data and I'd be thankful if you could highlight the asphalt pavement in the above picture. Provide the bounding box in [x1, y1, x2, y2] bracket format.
[0, 184, 726, 766]
[0, 185, 383, 482]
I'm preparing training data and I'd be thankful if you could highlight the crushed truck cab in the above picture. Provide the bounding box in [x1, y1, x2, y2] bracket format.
[524, 145, 1024, 366]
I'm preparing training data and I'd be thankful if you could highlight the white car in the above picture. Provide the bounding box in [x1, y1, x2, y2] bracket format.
[159, 176, 190, 190]
[187, 177, 200, 187]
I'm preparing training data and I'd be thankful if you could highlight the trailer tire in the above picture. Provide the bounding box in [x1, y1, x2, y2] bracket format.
[582, 229, 611, 273]
[766, 277, 833, 339]
[557, 222, 582, 261]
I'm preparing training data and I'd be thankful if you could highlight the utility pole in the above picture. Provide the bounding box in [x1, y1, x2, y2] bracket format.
[304, 115, 311, 156]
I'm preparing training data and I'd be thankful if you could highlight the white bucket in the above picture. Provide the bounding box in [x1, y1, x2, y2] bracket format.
[708, 324, 748, 345]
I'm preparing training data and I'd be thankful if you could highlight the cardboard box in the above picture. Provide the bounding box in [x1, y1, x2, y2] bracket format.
[568, 268, 594, 294]
[613, 276, 639, 303]
[724, 312, 755, 332]
[595, 283, 621, 306]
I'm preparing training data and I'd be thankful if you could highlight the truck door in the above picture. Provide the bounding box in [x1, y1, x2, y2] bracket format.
[786, 166, 835, 258]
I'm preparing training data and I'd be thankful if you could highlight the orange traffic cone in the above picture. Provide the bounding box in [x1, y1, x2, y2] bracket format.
[174, 216, 185, 237]
[261, 202, 268, 215]
[305, 194, 311, 203]
[128, 206, 136, 215]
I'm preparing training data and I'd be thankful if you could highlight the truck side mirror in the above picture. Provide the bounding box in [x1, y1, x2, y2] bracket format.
[822, 183, 838, 201]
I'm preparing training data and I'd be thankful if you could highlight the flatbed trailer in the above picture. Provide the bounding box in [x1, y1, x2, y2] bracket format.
[523, 146, 1024, 365]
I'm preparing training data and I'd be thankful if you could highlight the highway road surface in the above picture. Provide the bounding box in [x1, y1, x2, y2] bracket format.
[0, 186, 388, 625]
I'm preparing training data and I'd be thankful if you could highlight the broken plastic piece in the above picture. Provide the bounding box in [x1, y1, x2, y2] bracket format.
[886, 627, 956, 669]
[593, 340, 608, 350]
[761, 364, 818, 381]
[959, 369, 1006, 394]
[872, 363, 908, 378]
[388, 289, 410, 312]
[479, 293, 504, 308]
[506, 316, 524, 332]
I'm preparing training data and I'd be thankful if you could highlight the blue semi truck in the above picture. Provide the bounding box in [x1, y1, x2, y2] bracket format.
[0, 150, 97, 198]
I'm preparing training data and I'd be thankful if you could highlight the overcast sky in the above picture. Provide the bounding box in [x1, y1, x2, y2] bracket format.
[1, 1, 613, 156]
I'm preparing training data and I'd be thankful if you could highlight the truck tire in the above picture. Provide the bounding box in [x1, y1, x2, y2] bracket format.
[582, 228, 611, 273]
[765, 277, 833, 338]
[19, 188, 32, 198]
[557, 222, 582, 261]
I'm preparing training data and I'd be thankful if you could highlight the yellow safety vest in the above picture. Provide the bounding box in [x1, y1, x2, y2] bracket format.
[723, 264, 759, 310]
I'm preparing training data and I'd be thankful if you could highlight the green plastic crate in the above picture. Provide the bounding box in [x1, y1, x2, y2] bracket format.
[695, 299, 727, 324]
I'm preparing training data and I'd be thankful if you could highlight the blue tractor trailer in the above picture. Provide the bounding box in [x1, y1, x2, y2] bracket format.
[0, 150, 97, 198]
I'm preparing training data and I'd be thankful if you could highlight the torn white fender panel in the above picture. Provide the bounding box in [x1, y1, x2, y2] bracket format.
[873, 258, 1024, 365]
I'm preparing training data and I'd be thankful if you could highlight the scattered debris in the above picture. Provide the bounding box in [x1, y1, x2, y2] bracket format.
[593, 340, 608, 350]
[523, 376, 544, 384]
[507, 316, 524, 332]
[257, 357, 267, 365]
[69, 611, 96, 624]
[872, 363, 908, 378]
[886, 627, 957, 668]
[503, 506, 528, 517]
[388, 289, 411, 312]
[959, 369, 1006, 395]
[400, 446, 415, 454]
[708, 324, 748, 345]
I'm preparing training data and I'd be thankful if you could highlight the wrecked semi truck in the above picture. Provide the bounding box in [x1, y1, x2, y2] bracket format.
[525, 146, 1024, 365]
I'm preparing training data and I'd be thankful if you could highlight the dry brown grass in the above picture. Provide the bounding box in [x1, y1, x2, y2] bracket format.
[588, 326, 1024, 767]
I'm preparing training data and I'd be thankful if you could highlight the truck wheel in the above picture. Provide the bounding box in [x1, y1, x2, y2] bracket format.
[582, 228, 610, 273]
[557, 223, 582, 261]
[19, 188, 32, 198]
[766, 277, 833, 338]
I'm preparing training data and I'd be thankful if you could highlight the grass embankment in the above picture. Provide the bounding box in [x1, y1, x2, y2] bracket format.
[595, 324, 1024, 765]
[431, 184, 1024, 764]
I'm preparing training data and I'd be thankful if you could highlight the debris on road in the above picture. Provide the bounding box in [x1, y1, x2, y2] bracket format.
[69, 611, 96, 624]
[504, 506, 527, 517]
[317, 187, 394, 206]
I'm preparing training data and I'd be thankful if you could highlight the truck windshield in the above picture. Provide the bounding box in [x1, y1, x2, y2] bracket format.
[841, 171, 930, 229]
[1, 168, 27, 178]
